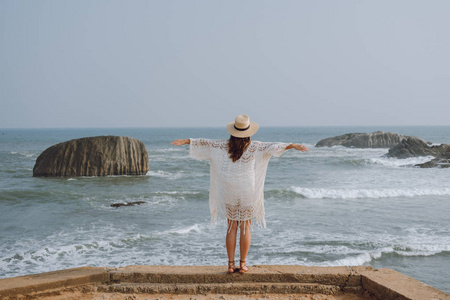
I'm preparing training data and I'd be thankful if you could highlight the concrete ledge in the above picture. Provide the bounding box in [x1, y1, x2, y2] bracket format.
[0, 266, 109, 298]
[0, 265, 448, 299]
[361, 268, 449, 300]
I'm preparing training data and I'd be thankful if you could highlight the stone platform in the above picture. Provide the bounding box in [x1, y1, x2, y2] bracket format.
[0, 265, 448, 299]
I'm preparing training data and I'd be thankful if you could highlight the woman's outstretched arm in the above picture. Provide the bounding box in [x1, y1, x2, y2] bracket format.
[285, 143, 309, 152]
[171, 139, 190, 146]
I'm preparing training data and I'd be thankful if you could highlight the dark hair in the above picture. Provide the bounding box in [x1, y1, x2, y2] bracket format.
[228, 135, 251, 162]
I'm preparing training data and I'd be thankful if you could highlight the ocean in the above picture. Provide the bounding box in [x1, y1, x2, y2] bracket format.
[0, 126, 449, 293]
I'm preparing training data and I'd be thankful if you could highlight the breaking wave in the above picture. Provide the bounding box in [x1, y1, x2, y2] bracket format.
[146, 170, 206, 180]
[368, 156, 435, 167]
[289, 186, 450, 199]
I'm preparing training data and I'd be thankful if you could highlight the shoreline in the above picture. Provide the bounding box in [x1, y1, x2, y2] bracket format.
[0, 265, 448, 300]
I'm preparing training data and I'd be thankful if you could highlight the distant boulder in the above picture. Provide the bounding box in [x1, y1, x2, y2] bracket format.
[387, 138, 450, 159]
[315, 131, 427, 148]
[33, 136, 149, 177]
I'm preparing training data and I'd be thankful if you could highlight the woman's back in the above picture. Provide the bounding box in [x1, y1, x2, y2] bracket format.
[171, 114, 308, 274]
[190, 138, 290, 226]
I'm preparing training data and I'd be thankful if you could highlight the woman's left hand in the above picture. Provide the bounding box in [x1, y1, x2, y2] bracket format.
[286, 144, 309, 152]
[293, 144, 308, 152]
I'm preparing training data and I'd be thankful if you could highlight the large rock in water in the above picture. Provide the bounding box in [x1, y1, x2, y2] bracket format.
[387, 138, 450, 168]
[387, 138, 450, 158]
[315, 131, 426, 148]
[33, 136, 149, 177]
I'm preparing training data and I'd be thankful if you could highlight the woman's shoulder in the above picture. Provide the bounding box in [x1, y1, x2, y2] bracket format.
[193, 138, 228, 149]
[248, 141, 266, 151]
[248, 141, 281, 152]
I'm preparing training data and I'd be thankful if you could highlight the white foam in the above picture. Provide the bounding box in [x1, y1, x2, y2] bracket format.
[304, 147, 387, 159]
[147, 170, 184, 180]
[148, 196, 182, 207]
[154, 191, 200, 195]
[10, 151, 36, 158]
[0, 225, 156, 279]
[165, 224, 202, 235]
[395, 245, 450, 257]
[151, 147, 186, 153]
[290, 186, 450, 199]
[368, 156, 435, 167]
[146, 170, 206, 180]
[148, 154, 190, 162]
[392, 227, 450, 256]
[323, 248, 391, 267]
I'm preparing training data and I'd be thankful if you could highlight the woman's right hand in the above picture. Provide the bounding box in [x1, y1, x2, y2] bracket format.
[171, 139, 190, 146]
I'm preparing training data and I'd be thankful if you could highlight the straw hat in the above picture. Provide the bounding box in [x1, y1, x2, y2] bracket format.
[226, 115, 259, 138]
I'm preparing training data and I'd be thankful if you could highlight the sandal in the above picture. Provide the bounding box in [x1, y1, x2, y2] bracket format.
[227, 261, 238, 274]
[239, 260, 249, 274]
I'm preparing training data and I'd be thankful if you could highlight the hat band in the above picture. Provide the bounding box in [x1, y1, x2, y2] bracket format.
[234, 124, 250, 131]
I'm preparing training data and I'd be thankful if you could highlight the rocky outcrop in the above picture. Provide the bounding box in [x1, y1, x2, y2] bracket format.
[415, 158, 450, 168]
[33, 136, 149, 177]
[387, 138, 450, 159]
[386, 138, 450, 168]
[315, 131, 427, 148]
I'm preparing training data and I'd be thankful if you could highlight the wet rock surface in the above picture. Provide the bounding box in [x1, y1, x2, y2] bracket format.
[111, 201, 146, 208]
[316, 131, 450, 168]
[315, 131, 426, 148]
[386, 138, 450, 168]
[415, 158, 450, 169]
[387, 138, 450, 159]
[33, 136, 149, 177]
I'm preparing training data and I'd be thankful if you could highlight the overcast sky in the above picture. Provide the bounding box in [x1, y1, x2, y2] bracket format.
[1, 1, 449, 128]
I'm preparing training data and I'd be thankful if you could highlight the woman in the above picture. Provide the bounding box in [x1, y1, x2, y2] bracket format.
[171, 115, 308, 274]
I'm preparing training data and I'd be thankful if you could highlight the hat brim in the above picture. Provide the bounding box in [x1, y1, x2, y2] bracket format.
[226, 121, 259, 138]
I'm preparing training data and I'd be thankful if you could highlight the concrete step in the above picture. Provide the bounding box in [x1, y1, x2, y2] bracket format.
[97, 282, 342, 295]
[2, 266, 446, 300]
[109, 265, 367, 287]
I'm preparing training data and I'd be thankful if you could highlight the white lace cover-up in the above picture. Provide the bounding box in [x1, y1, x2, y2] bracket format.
[189, 139, 290, 228]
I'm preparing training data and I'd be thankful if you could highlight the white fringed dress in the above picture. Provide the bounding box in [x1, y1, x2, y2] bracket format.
[189, 138, 290, 228]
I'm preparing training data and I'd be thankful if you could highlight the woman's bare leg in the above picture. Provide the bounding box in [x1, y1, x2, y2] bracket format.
[239, 220, 251, 272]
[226, 220, 238, 270]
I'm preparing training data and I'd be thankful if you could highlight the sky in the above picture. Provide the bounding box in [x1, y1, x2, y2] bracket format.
[1, 0, 449, 128]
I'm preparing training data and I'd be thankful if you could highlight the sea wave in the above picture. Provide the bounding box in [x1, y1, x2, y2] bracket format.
[307, 147, 387, 158]
[0, 222, 212, 279]
[9, 151, 37, 159]
[265, 188, 300, 199]
[321, 249, 389, 267]
[289, 186, 450, 199]
[1, 222, 448, 280]
[152, 147, 187, 153]
[146, 170, 206, 180]
[164, 224, 203, 235]
[319, 245, 450, 267]
[148, 154, 190, 162]
[0, 231, 157, 279]
[368, 156, 435, 167]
